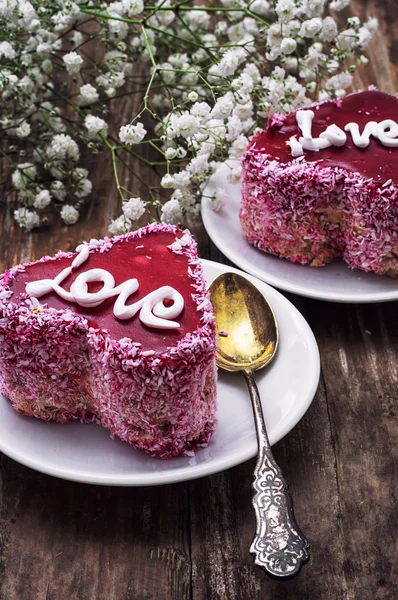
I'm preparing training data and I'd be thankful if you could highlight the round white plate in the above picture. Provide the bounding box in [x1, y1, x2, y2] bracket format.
[202, 161, 398, 303]
[0, 260, 319, 486]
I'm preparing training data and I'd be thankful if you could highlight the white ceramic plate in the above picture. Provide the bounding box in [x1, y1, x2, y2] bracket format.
[0, 260, 319, 486]
[202, 161, 398, 303]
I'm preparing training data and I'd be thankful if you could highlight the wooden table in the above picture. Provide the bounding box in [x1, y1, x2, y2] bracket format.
[0, 2, 397, 598]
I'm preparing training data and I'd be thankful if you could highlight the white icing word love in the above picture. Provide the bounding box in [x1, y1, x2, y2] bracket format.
[288, 109, 398, 157]
[25, 244, 184, 329]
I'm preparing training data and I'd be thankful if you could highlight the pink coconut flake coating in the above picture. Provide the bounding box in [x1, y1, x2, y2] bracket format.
[0, 223, 217, 459]
[240, 90, 398, 277]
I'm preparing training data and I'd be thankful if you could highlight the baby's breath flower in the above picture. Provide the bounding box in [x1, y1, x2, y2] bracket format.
[275, 0, 296, 23]
[78, 84, 99, 104]
[51, 180, 66, 201]
[119, 122, 146, 145]
[122, 0, 144, 16]
[109, 215, 132, 235]
[211, 188, 227, 212]
[0, 41, 16, 59]
[227, 165, 242, 184]
[84, 115, 108, 139]
[188, 91, 199, 102]
[280, 38, 297, 55]
[300, 18, 323, 38]
[330, 0, 350, 10]
[14, 208, 40, 231]
[12, 163, 37, 190]
[160, 199, 182, 224]
[74, 178, 92, 199]
[33, 189, 52, 210]
[63, 51, 83, 74]
[60, 204, 79, 225]
[319, 17, 338, 42]
[47, 134, 79, 161]
[15, 121, 31, 138]
[122, 197, 146, 221]
[164, 147, 177, 160]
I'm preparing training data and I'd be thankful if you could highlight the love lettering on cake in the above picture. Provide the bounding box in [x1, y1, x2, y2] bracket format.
[288, 109, 398, 157]
[25, 244, 184, 329]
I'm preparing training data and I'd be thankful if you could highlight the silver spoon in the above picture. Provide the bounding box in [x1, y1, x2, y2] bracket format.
[209, 272, 309, 578]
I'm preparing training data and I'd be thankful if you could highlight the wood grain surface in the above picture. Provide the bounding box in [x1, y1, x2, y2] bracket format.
[0, 2, 397, 599]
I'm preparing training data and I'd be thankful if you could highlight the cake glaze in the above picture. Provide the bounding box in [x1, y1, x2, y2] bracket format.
[240, 90, 398, 276]
[0, 223, 217, 458]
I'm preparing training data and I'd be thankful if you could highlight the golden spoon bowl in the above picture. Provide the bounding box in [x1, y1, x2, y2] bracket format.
[209, 272, 309, 579]
[209, 271, 278, 373]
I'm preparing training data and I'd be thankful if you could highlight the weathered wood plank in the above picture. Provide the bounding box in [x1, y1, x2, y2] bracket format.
[309, 301, 398, 600]
[0, 460, 191, 600]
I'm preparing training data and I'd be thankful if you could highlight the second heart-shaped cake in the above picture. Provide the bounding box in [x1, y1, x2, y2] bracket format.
[0, 223, 217, 458]
[240, 89, 398, 277]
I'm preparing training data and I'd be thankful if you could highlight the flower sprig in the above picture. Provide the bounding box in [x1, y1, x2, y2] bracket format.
[0, 0, 377, 232]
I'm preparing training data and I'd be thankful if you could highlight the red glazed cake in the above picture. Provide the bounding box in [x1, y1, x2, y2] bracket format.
[241, 89, 398, 277]
[0, 223, 217, 458]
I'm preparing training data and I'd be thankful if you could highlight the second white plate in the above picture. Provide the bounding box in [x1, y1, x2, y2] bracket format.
[0, 260, 319, 486]
[202, 161, 398, 303]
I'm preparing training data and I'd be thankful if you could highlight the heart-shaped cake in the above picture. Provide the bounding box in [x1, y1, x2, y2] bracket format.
[0, 223, 217, 458]
[240, 89, 398, 277]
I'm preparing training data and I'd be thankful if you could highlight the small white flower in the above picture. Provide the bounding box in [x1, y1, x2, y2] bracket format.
[364, 17, 378, 34]
[329, 0, 350, 11]
[51, 181, 67, 201]
[280, 38, 297, 55]
[0, 0, 17, 18]
[232, 73, 254, 94]
[75, 179, 92, 199]
[175, 113, 201, 138]
[34, 189, 52, 210]
[78, 84, 99, 104]
[188, 91, 199, 102]
[326, 72, 353, 90]
[299, 18, 322, 38]
[190, 102, 211, 121]
[187, 153, 210, 175]
[15, 121, 31, 138]
[216, 48, 246, 78]
[160, 199, 182, 224]
[250, 0, 272, 17]
[119, 122, 146, 145]
[84, 115, 108, 138]
[109, 215, 131, 235]
[161, 174, 175, 189]
[122, 0, 144, 16]
[165, 147, 178, 160]
[47, 134, 80, 162]
[14, 208, 40, 232]
[358, 27, 373, 49]
[63, 51, 83, 74]
[211, 188, 226, 212]
[233, 100, 253, 121]
[275, 0, 296, 23]
[229, 135, 249, 158]
[171, 188, 195, 208]
[337, 28, 357, 51]
[226, 116, 243, 142]
[0, 41, 16, 59]
[122, 197, 146, 221]
[12, 163, 37, 190]
[227, 165, 242, 184]
[319, 17, 338, 42]
[60, 205, 79, 225]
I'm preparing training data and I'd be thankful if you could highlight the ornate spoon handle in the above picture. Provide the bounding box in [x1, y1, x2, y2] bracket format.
[243, 370, 310, 578]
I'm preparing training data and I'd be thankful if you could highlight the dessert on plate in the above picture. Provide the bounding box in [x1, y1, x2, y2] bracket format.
[240, 89, 398, 277]
[0, 223, 217, 458]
